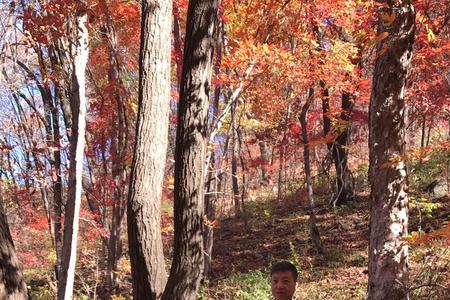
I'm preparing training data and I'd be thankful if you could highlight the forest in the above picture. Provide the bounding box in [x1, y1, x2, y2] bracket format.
[0, 0, 449, 299]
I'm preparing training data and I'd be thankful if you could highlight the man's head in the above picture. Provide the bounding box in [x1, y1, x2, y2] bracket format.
[270, 261, 298, 300]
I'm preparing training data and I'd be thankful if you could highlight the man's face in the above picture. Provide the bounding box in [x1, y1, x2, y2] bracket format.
[271, 270, 297, 300]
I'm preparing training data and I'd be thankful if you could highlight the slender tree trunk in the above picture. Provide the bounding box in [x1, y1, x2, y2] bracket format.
[332, 93, 355, 206]
[203, 162, 215, 278]
[299, 88, 322, 253]
[57, 6, 89, 299]
[47, 45, 65, 282]
[162, 1, 219, 299]
[368, 1, 415, 299]
[258, 138, 270, 184]
[101, 5, 130, 298]
[0, 193, 29, 300]
[321, 82, 354, 206]
[231, 99, 241, 217]
[331, 93, 355, 206]
[126, 0, 172, 299]
[277, 103, 291, 201]
[203, 24, 223, 275]
[420, 115, 426, 147]
[277, 142, 285, 201]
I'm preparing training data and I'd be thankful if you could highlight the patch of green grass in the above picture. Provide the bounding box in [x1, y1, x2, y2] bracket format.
[298, 281, 366, 300]
[29, 286, 54, 300]
[348, 253, 368, 267]
[199, 269, 271, 300]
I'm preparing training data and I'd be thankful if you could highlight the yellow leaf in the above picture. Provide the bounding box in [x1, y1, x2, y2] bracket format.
[426, 25, 435, 42]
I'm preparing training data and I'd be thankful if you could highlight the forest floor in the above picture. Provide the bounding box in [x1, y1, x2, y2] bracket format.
[200, 188, 450, 300]
[26, 186, 450, 299]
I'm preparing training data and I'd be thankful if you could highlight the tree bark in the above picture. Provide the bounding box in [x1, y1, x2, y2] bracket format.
[368, 1, 415, 299]
[162, 1, 219, 299]
[203, 24, 223, 276]
[299, 88, 322, 253]
[0, 194, 29, 299]
[321, 82, 354, 206]
[231, 99, 241, 217]
[126, 0, 172, 299]
[57, 5, 89, 299]
[332, 93, 355, 206]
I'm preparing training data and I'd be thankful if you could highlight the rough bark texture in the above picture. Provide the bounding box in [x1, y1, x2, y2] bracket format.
[57, 7, 89, 300]
[368, 1, 415, 299]
[299, 88, 322, 253]
[0, 198, 29, 300]
[48, 45, 65, 282]
[126, 1, 172, 299]
[162, 1, 219, 299]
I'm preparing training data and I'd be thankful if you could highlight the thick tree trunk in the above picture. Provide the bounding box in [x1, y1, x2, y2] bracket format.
[368, 1, 415, 299]
[0, 196, 29, 299]
[126, 0, 172, 299]
[162, 1, 219, 299]
[57, 7, 89, 300]
[299, 88, 322, 253]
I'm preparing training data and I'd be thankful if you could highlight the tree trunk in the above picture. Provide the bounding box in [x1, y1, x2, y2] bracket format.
[321, 82, 354, 206]
[299, 88, 322, 253]
[420, 115, 426, 147]
[47, 45, 65, 282]
[332, 93, 355, 206]
[101, 4, 130, 298]
[126, 0, 172, 299]
[277, 104, 292, 201]
[162, 1, 219, 299]
[57, 6, 89, 300]
[203, 25, 223, 275]
[0, 194, 29, 299]
[231, 99, 241, 217]
[203, 164, 215, 278]
[258, 139, 270, 184]
[368, 1, 415, 299]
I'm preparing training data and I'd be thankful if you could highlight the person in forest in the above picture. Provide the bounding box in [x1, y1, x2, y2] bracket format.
[270, 261, 298, 300]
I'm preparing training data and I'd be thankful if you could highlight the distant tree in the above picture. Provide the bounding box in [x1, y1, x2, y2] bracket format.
[126, 0, 172, 299]
[368, 0, 415, 299]
[0, 195, 29, 299]
[322, 84, 355, 206]
[162, 0, 220, 299]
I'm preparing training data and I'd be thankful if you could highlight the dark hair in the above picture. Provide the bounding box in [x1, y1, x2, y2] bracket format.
[270, 261, 298, 280]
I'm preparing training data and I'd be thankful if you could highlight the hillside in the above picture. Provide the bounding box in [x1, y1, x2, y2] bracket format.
[199, 189, 450, 300]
